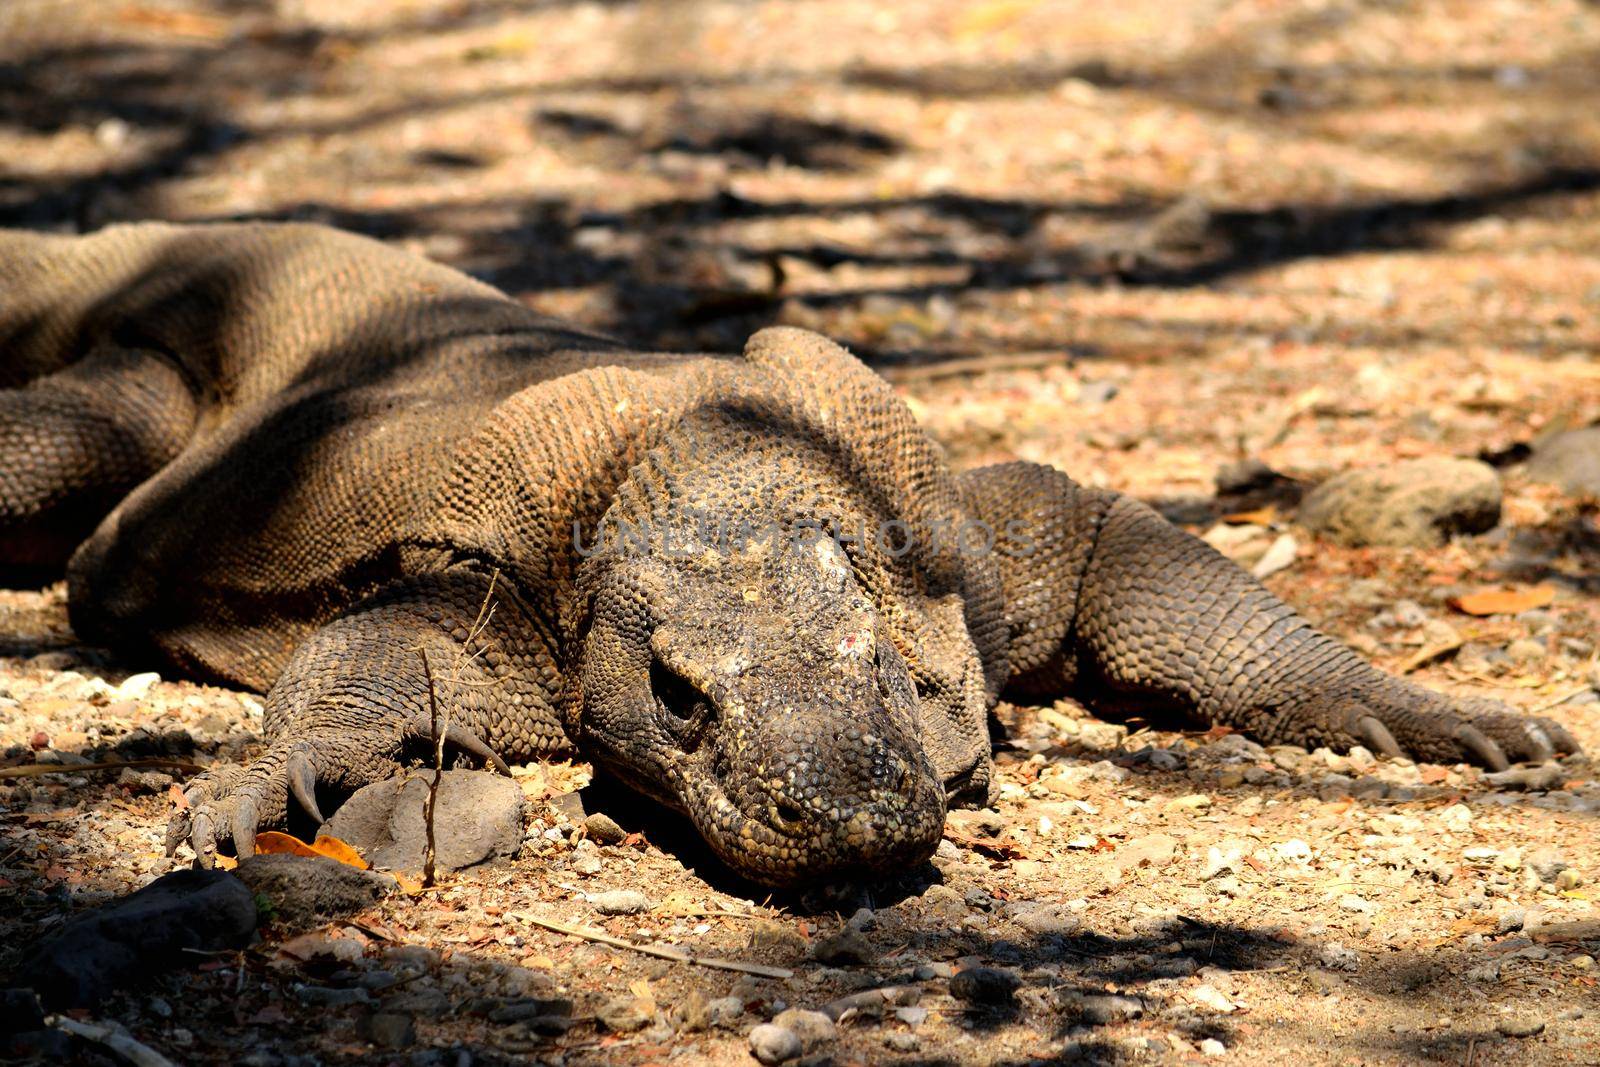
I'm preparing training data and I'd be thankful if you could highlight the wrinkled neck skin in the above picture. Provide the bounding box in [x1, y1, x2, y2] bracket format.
[568, 413, 980, 886]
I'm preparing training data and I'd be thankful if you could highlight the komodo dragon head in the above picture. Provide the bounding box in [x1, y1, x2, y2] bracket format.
[570, 407, 980, 887]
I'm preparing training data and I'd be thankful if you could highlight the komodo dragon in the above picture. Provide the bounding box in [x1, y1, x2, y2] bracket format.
[0, 222, 1578, 886]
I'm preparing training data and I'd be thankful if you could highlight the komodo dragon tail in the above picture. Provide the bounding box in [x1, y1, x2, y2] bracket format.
[959, 461, 1579, 768]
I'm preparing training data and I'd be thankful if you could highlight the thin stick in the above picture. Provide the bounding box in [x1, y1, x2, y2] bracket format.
[47, 1016, 178, 1067]
[418, 649, 445, 890]
[1530, 684, 1592, 714]
[0, 758, 203, 779]
[509, 911, 793, 979]
[879, 350, 1075, 383]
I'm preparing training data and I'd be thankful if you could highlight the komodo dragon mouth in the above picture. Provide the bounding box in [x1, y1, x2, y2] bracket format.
[574, 527, 955, 885]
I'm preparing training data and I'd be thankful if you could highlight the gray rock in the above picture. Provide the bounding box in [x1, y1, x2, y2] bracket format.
[322, 770, 524, 872]
[236, 853, 397, 930]
[359, 1012, 416, 1049]
[1298, 458, 1501, 548]
[949, 967, 1020, 1004]
[749, 1023, 804, 1065]
[1526, 425, 1600, 495]
[22, 869, 256, 1008]
[591, 890, 649, 915]
[771, 1008, 836, 1050]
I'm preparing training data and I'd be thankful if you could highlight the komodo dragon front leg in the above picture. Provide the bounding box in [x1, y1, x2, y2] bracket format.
[0, 345, 198, 574]
[961, 462, 1579, 767]
[166, 568, 568, 865]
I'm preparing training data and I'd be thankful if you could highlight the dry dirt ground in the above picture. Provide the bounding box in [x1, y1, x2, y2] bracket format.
[4, 1, 1600, 1064]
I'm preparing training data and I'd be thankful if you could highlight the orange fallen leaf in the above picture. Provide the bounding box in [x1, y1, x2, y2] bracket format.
[254, 830, 368, 869]
[310, 835, 369, 870]
[1222, 506, 1278, 525]
[1448, 584, 1556, 616]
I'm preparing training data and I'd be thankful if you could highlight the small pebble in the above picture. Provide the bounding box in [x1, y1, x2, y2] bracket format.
[1496, 1014, 1547, 1038]
[591, 890, 648, 915]
[771, 1008, 836, 1050]
[949, 967, 1020, 1004]
[807, 927, 874, 965]
[749, 1023, 803, 1065]
[582, 812, 627, 844]
[1199, 1037, 1227, 1056]
[358, 1012, 416, 1049]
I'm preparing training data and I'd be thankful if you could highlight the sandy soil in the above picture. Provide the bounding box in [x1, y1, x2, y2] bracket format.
[3, 1, 1599, 1064]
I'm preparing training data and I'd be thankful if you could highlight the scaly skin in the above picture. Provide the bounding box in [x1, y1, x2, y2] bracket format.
[0, 222, 1579, 887]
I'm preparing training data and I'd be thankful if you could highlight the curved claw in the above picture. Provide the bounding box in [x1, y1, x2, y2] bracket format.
[286, 750, 325, 824]
[405, 716, 511, 777]
[233, 795, 259, 859]
[444, 724, 512, 777]
[1454, 724, 1509, 771]
[1356, 716, 1404, 759]
[191, 811, 217, 869]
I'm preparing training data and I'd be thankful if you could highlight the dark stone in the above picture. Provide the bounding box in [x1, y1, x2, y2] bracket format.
[0, 988, 44, 1034]
[949, 966, 1020, 1005]
[3, 1027, 74, 1060]
[488, 997, 574, 1024]
[235, 853, 397, 930]
[360, 1011, 417, 1049]
[22, 869, 256, 1008]
[322, 770, 524, 872]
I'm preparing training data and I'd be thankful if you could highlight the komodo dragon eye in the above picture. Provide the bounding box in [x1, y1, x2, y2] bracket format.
[649, 658, 711, 730]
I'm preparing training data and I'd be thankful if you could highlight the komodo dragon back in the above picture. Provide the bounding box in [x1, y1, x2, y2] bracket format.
[0, 221, 1578, 888]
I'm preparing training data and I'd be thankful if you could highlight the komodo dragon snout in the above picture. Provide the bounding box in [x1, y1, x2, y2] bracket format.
[576, 531, 947, 885]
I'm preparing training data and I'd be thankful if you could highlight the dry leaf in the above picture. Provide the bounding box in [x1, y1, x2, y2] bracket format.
[1223, 506, 1278, 525]
[254, 831, 321, 858]
[311, 835, 369, 870]
[254, 830, 368, 869]
[655, 890, 706, 917]
[1448, 585, 1556, 616]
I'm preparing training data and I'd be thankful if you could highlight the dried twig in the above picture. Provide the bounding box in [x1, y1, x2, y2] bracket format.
[508, 910, 793, 979]
[418, 648, 445, 889]
[416, 569, 503, 888]
[1397, 637, 1463, 675]
[47, 1016, 178, 1067]
[878, 350, 1075, 383]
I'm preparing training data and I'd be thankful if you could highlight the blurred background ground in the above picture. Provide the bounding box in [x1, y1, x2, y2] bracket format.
[2, 1, 1599, 1064]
